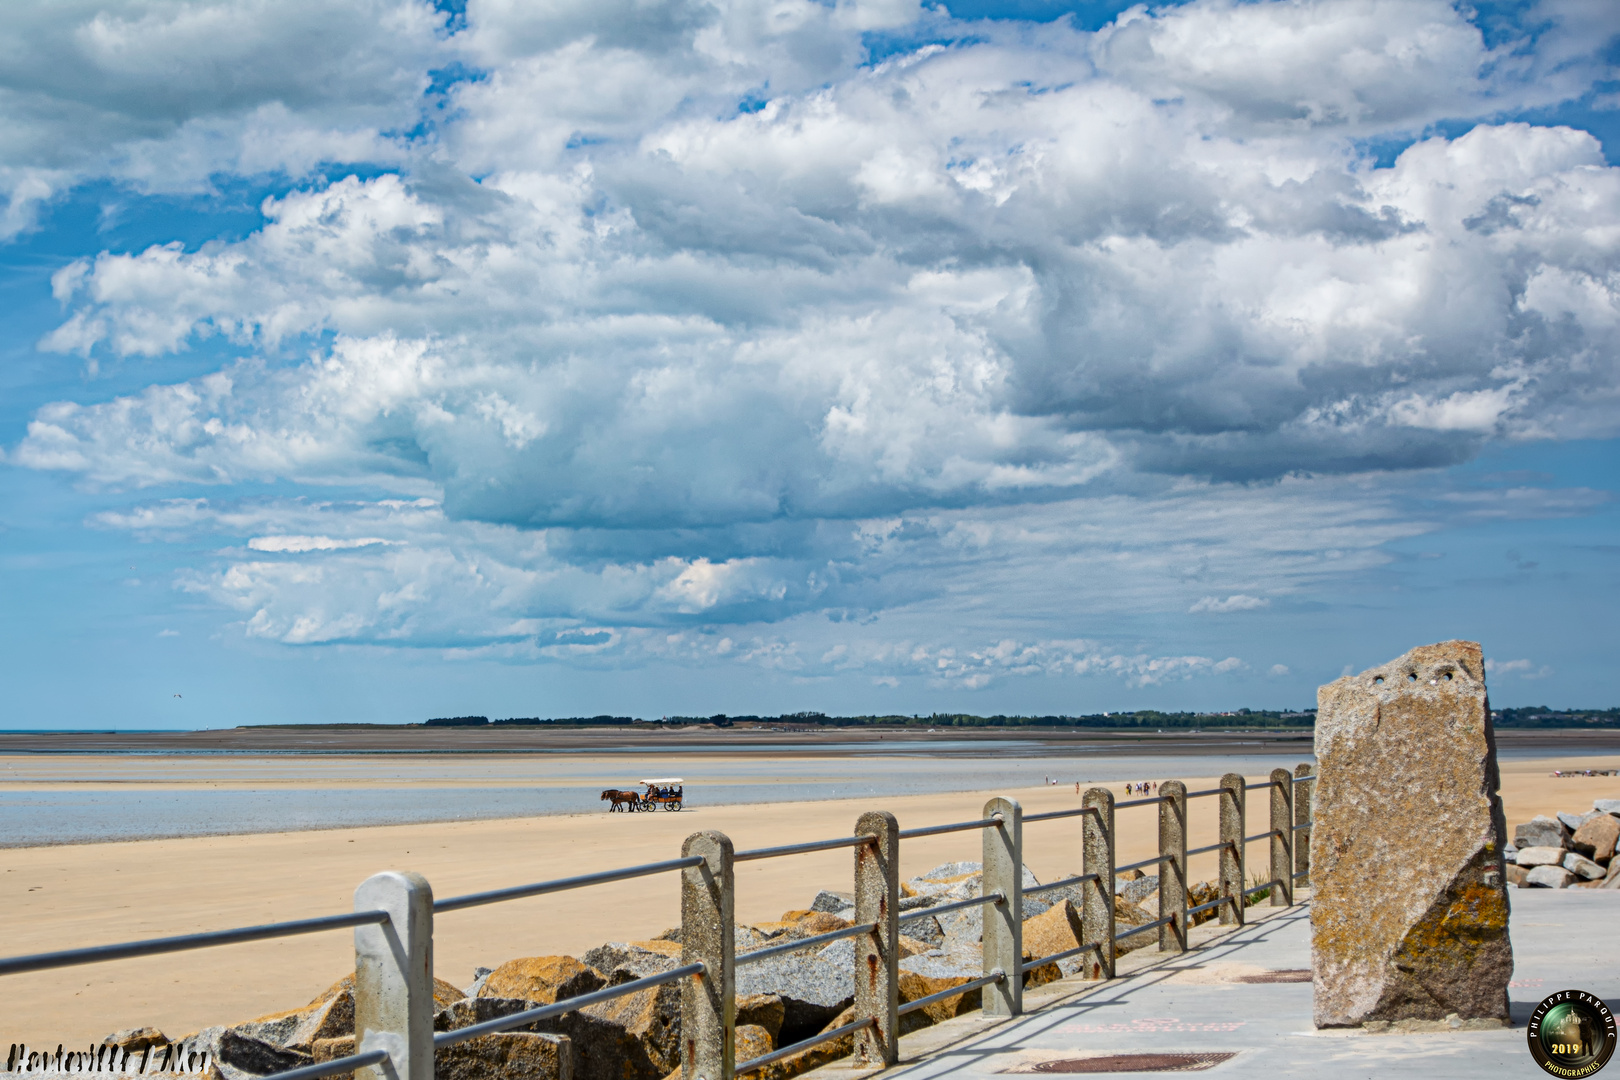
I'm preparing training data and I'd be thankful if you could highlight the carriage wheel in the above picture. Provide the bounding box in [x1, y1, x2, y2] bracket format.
[666, 800, 680, 811]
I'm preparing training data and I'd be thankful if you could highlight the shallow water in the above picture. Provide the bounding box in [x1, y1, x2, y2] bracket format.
[0, 749, 1317, 846]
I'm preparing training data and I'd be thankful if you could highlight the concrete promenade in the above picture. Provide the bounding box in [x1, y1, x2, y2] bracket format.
[812, 890, 1617, 1079]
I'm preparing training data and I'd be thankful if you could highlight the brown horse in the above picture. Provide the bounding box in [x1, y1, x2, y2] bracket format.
[600, 789, 641, 812]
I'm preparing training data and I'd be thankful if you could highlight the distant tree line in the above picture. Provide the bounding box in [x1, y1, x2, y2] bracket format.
[1491, 707, 1620, 728]
[421, 707, 1619, 730]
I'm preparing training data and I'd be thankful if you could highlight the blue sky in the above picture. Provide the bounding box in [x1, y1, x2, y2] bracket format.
[2, 0, 1619, 728]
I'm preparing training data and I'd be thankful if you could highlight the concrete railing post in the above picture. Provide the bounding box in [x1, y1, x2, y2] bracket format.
[1218, 773, 1245, 927]
[853, 811, 899, 1066]
[353, 871, 434, 1080]
[981, 796, 1022, 1017]
[1270, 769, 1293, 907]
[1080, 788, 1115, 979]
[682, 831, 735, 1080]
[1294, 763, 1313, 889]
[1158, 781, 1187, 952]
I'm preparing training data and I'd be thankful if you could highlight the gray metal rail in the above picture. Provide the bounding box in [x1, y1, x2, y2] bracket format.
[899, 891, 1004, 923]
[1018, 942, 1101, 974]
[434, 964, 705, 1048]
[1183, 787, 1225, 799]
[736, 923, 877, 967]
[897, 969, 1006, 1016]
[434, 856, 704, 913]
[736, 1016, 875, 1075]
[1243, 879, 1283, 897]
[1186, 895, 1230, 917]
[1025, 873, 1096, 896]
[1115, 855, 1163, 875]
[735, 835, 875, 862]
[1114, 916, 1173, 942]
[0, 910, 389, 977]
[1024, 806, 1097, 824]
[897, 817, 1000, 840]
[1115, 796, 1164, 809]
[263, 1049, 389, 1080]
[1186, 840, 1232, 858]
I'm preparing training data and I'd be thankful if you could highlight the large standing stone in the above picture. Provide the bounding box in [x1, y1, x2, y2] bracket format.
[1311, 640, 1512, 1028]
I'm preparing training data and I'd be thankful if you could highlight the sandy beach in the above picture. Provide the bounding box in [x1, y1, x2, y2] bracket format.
[2, 750, 1616, 1047]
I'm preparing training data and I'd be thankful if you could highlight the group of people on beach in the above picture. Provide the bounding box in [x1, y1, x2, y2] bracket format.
[1046, 778, 1162, 795]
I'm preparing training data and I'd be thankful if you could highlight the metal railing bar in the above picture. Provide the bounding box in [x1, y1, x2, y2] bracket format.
[1242, 880, 1282, 897]
[896, 969, 1007, 1017]
[1018, 942, 1101, 973]
[736, 923, 877, 967]
[1183, 788, 1226, 799]
[897, 817, 1001, 840]
[1185, 840, 1233, 858]
[1244, 781, 1281, 791]
[736, 1016, 875, 1074]
[1291, 822, 1312, 831]
[433, 963, 704, 1048]
[1114, 855, 1163, 875]
[1024, 807, 1096, 823]
[1025, 873, 1098, 896]
[899, 892, 1005, 924]
[1186, 896, 1230, 917]
[1114, 917, 1172, 942]
[1115, 796, 1165, 809]
[735, 835, 875, 863]
[262, 1050, 389, 1080]
[0, 910, 390, 978]
[434, 856, 704, 914]
[1293, 870, 1310, 880]
[1241, 831, 1279, 845]
[1291, 774, 1313, 784]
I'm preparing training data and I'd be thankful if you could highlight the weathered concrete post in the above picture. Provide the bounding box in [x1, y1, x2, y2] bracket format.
[1294, 763, 1314, 888]
[353, 871, 434, 1080]
[853, 811, 899, 1066]
[1158, 781, 1187, 951]
[1080, 788, 1115, 979]
[981, 796, 1022, 1017]
[682, 831, 735, 1080]
[1269, 769, 1293, 907]
[1218, 772, 1245, 927]
[1311, 641, 1512, 1027]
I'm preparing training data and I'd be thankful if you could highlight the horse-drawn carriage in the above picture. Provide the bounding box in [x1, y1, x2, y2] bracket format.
[638, 778, 684, 811]
[599, 778, 684, 812]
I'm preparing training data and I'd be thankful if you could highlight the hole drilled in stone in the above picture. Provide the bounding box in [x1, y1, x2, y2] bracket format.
[1373, 676, 1384, 685]
[1407, 673, 1417, 682]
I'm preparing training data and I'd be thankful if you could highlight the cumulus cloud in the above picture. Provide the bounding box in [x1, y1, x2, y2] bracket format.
[9, 0, 1620, 667]
[247, 535, 391, 552]
[1486, 657, 1554, 679]
[1189, 595, 1271, 613]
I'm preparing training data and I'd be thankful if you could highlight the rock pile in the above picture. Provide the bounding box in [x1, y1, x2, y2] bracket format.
[1505, 802, 1620, 889]
[110, 861, 1249, 1080]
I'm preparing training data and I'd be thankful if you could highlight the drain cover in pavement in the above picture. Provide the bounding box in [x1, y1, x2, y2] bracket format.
[1028, 1053, 1236, 1073]
[1232, 969, 1310, 983]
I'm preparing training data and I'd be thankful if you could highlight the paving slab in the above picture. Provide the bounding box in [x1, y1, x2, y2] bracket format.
[805, 890, 1617, 1079]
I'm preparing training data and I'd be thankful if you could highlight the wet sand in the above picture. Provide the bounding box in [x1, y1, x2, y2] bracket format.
[2, 752, 1615, 1047]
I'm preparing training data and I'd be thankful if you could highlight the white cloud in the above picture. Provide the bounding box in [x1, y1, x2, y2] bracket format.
[8, 0, 1620, 667]
[1269, 664, 1290, 676]
[1486, 657, 1554, 679]
[247, 535, 391, 552]
[1190, 595, 1271, 613]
